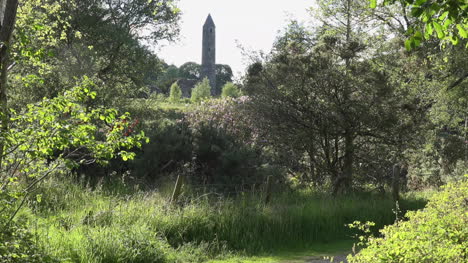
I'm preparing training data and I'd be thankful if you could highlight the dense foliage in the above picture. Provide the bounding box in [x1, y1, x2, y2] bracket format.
[169, 82, 182, 103]
[0, 0, 466, 262]
[21, 175, 426, 263]
[221, 82, 241, 98]
[0, 84, 147, 261]
[155, 62, 233, 95]
[372, 0, 468, 48]
[348, 176, 467, 262]
[243, 0, 466, 193]
[191, 78, 212, 102]
[10, 0, 181, 107]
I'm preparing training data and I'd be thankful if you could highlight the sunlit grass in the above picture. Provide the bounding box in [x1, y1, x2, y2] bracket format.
[21, 176, 428, 262]
[208, 240, 353, 263]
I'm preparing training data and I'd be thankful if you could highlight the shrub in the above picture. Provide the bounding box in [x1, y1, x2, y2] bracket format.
[0, 82, 147, 262]
[132, 119, 193, 179]
[168, 82, 182, 103]
[184, 97, 268, 185]
[221, 82, 241, 98]
[185, 96, 262, 146]
[190, 124, 262, 185]
[348, 175, 468, 263]
[191, 78, 211, 102]
[0, 220, 58, 263]
[149, 92, 168, 102]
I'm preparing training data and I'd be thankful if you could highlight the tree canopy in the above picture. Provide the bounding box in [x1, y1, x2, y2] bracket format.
[371, 0, 468, 48]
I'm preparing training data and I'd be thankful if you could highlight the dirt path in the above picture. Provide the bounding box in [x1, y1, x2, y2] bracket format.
[305, 255, 348, 263]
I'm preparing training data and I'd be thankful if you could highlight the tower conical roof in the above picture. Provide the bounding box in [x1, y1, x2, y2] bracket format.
[204, 14, 215, 28]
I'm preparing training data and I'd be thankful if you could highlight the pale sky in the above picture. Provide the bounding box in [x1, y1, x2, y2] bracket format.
[157, 0, 316, 78]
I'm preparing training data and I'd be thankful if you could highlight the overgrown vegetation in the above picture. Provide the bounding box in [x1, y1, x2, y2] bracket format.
[348, 176, 467, 262]
[191, 78, 212, 102]
[0, 0, 466, 262]
[169, 82, 182, 103]
[221, 82, 241, 98]
[18, 175, 426, 263]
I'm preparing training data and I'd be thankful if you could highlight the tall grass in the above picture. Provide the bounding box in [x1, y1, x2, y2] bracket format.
[20, 176, 427, 263]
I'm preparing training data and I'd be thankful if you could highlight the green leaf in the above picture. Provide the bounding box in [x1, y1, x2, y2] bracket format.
[443, 18, 452, 28]
[450, 36, 459, 45]
[457, 24, 467, 38]
[414, 30, 423, 41]
[439, 11, 449, 21]
[415, 0, 427, 6]
[36, 194, 42, 203]
[426, 23, 433, 36]
[433, 21, 445, 39]
[370, 0, 377, 8]
[405, 39, 412, 51]
[411, 7, 423, 17]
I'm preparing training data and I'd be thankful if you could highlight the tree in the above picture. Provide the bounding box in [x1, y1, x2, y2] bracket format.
[1, 80, 147, 245]
[178, 62, 233, 95]
[169, 81, 181, 103]
[366, 0, 467, 183]
[0, 0, 148, 235]
[8, 0, 181, 107]
[371, 0, 468, 48]
[155, 64, 180, 94]
[0, 0, 19, 170]
[191, 77, 211, 102]
[66, 0, 180, 101]
[221, 82, 241, 98]
[314, 0, 373, 192]
[179, 62, 201, 80]
[215, 64, 233, 94]
[0, 2, 148, 258]
[244, 9, 427, 193]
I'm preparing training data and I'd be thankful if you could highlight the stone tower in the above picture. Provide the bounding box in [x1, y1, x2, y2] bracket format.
[201, 14, 216, 95]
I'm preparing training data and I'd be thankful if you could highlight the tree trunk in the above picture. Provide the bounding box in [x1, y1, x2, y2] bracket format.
[392, 164, 400, 203]
[333, 0, 354, 195]
[333, 131, 354, 195]
[0, 0, 19, 171]
[343, 131, 354, 186]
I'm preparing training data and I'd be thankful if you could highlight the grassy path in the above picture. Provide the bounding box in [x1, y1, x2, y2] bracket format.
[207, 240, 352, 263]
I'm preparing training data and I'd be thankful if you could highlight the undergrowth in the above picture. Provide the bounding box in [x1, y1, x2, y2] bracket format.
[14, 175, 427, 263]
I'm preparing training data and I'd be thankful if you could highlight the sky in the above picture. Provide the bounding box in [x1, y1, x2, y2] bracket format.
[157, 0, 315, 79]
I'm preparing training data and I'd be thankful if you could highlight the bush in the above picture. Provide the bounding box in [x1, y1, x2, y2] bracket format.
[190, 124, 262, 185]
[0, 83, 147, 262]
[348, 175, 468, 263]
[132, 119, 193, 179]
[184, 97, 267, 185]
[149, 92, 168, 102]
[191, 78, 211, 102]
[0, 217, 55, 262]
[221, 82, 241, 98]
[168, 82, 182, 103]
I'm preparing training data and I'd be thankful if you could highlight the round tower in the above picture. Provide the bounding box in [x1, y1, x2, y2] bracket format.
[201, 14, 216, 95]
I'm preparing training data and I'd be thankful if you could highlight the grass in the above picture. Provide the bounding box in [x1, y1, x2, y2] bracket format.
[126, 98, 194, 114]
[17, 175, 428, 262]
[207, 240, 353, 263]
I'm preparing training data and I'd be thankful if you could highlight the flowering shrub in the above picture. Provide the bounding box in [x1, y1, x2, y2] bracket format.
[183, 97, 268, 185]
[185, 96, 263, 146]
